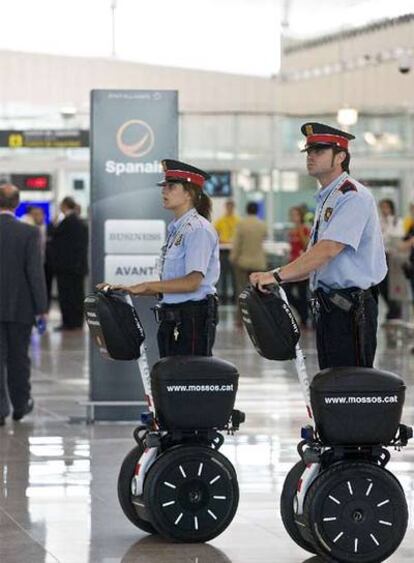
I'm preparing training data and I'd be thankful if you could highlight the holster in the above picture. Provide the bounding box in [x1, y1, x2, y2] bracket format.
[313, 287, 370, 366]
[205, 294, 219, 355]
[153, 295, 218, 325]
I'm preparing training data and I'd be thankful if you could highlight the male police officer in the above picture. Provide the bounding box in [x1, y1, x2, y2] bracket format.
[250, 122, 387, 369]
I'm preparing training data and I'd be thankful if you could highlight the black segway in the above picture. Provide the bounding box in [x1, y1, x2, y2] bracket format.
[240, 284, 412, 563]
[85, 289, 245, 542]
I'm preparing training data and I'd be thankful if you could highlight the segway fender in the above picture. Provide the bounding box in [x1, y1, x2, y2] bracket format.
[131, 447, 158, 497]
[295, 463, 320, 516]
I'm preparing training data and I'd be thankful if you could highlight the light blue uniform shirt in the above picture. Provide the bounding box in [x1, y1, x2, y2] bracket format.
[160, 208, 220, 304]
[310, 172, 387, 291]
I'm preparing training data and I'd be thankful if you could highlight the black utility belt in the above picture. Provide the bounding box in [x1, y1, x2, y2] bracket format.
[153, 296, 216, 323]
[312, 286, 375, 313]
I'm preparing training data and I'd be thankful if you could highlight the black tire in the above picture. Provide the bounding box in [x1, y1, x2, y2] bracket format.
[118, 445, 157, 534]
[280, 461, 317, 554]
[143, 445, 239, 542]
[304, 461, 408, 563]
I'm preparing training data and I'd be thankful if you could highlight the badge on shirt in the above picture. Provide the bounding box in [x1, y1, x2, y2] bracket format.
[174, 234, 184, 246]
[324, 207, 333, 221]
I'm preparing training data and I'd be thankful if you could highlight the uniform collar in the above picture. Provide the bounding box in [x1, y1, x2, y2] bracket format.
[315, 172, 348, 202]
[168, 207, 197, 233]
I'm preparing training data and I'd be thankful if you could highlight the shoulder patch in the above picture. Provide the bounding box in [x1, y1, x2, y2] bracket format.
[339, 180, 357, 194]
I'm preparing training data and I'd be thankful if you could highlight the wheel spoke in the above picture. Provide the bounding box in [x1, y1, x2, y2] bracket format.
[323, 517, 337, 522]
[174, 512, 183, 525]
[370, 533, 380, 546]
[210, 475, 221, 485]
[333, 531, 344, 543]
[163, 481, 176, 489]
[208, 509, 218, 520]
[179, 465, 187, 478]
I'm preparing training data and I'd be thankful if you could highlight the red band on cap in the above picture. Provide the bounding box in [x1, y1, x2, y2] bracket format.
[307, 134, 349, 149]
[165, 170, 205, 187]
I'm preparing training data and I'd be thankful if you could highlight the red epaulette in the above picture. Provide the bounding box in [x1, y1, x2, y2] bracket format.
[339, 180, 357, 194]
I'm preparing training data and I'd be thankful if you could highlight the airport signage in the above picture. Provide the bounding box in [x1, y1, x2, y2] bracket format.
[104, 255, 159, 285]
[90, 89, 178, 421]
[11, 174, 51, 191]
[104, 219, 165, 255]
[0, 129, 89, 148]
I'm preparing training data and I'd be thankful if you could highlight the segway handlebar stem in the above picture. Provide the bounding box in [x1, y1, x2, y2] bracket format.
[122, 293, 157, 422]
[276, 285, 313, 420]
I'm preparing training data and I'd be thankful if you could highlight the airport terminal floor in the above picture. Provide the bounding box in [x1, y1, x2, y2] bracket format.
[0, 304, 413, 563]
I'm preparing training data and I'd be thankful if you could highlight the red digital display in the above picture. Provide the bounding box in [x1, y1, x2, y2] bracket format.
[10, 174, 51, 191]
[25, 176, 49, 189]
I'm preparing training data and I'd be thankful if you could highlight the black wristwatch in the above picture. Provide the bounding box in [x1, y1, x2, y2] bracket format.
[272, 268, 283, 284]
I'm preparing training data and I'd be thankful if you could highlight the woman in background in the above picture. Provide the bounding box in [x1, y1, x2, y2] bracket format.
[284, 206, 310, 328]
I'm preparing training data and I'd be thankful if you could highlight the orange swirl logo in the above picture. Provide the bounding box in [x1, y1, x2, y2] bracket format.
[116, 120, 154, 158]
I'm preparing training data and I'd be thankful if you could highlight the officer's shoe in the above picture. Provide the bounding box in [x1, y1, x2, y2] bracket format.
[0, 416, 5, 427]
[13, 398, 34, 421]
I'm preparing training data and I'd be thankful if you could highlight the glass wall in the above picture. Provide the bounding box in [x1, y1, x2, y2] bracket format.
[0, 109, 412, 225]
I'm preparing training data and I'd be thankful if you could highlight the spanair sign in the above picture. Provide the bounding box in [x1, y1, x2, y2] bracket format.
[90, 89, 178, 421]
[106, 118, 161, 176]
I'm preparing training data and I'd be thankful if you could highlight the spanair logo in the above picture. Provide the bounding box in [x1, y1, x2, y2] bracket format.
[116, 120, 154, 158]
[105, 119, 161, 176]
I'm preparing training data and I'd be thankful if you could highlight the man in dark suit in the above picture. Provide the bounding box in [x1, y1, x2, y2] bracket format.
[52, 196, 88, 330]
[0, 184, 48, 426]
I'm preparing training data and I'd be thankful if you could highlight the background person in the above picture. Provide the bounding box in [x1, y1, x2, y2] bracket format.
[51, 196, 88, 330]
[378, 198, 404, 321]
[27, 206, 47, 263]
[0, 184, 48, 426]
[399, 207, 414, 304]
[284, 206, 311, 328]
[214, 199, 239, 304]
[250, 122, 386, 369]
[403, 202, 414, 235]
[230, 201, 267, 324]
[98, 159, 219, 358]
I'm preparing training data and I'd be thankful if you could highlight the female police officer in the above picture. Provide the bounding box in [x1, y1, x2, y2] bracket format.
[101, 159, 219, 358]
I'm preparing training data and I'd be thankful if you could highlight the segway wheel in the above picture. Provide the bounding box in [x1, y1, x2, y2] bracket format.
[280, 461, 317, 554]
[118, 445, 157, 534]
[304, 461, 408, 563]
[143, 445, 239, 542]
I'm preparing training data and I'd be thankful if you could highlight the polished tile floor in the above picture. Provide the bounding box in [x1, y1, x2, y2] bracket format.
[0, 304, 413, 563]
